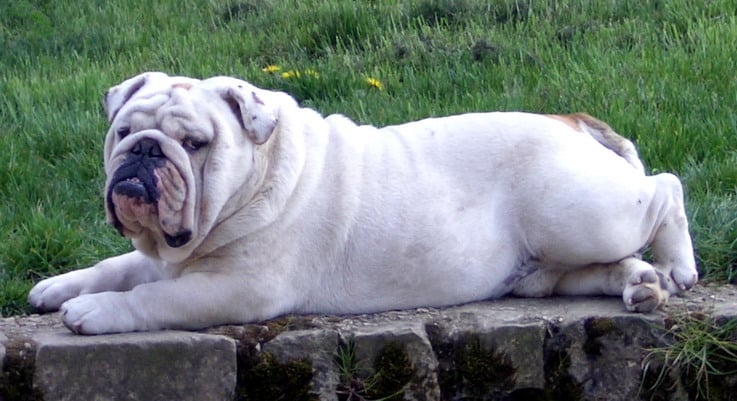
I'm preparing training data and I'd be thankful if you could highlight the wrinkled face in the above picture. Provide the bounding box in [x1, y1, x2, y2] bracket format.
[105, 89, 200, 252]
[102, 72, 282, 262]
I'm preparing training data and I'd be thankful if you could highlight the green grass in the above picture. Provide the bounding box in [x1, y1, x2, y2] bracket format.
[642, 306, 737, 400]
[1, 0, 737, 315]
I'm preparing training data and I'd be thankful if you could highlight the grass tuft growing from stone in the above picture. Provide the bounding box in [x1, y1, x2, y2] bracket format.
[642, 307, 737, 400]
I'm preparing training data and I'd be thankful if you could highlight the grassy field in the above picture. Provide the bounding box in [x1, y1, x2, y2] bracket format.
[1, 0, 736, 316]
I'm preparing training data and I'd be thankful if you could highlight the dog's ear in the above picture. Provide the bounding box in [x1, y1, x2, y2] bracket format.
[103, 72, 167, 123]
[222, 85, 279, 145]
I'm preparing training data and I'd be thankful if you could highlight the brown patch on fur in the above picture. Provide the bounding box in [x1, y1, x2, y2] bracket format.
[546, 113, 582, 131]
[546, 113, 612, 133]
[172, 82, 193, 90]
[546, 113, 644, 174]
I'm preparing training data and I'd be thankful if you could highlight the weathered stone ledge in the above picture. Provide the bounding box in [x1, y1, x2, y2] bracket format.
[2, 284, 736, 401]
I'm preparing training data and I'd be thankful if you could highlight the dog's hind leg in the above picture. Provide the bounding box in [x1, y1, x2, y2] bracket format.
[512, 173, 696, 313]
[512, 257, 670, 312]
[646, 173, 698, 295]
[554, 258, 671, 312]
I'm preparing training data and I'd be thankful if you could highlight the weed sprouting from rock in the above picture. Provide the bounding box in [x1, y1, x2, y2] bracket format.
[334, 338, 413, 401]
[642, 306, 737, 400]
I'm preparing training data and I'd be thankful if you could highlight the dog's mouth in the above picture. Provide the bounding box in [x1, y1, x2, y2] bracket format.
[107, 154, 192, 248]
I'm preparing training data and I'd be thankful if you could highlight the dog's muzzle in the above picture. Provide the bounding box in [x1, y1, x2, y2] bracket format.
[109, 138, 165, 206]
[106, 138, 192, 248]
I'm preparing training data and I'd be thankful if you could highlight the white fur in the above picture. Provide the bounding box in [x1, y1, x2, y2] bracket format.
[29, 73, 698, 334]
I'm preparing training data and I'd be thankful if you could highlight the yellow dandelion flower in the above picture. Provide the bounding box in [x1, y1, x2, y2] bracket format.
[303, 69, 319, 78]
[281, 70, 301, 79]
[262, 65, 281, 73]
[365, 77, 383, 90]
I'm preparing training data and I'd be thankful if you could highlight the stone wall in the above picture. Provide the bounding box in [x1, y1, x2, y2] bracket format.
[1, 285, 736, 401]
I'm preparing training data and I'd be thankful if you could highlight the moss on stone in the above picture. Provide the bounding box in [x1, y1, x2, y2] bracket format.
[335, 340, 414, 401]
[641, 355, 737, 401]
[543, 328, 583, 401]
[639, 361, 681, 401]
[457, 336, 516, 396]
[430, 331, 517, 400]
[211, 323, 270, 347]
[234, 345, 316, 401]
[681, 361, 737, 401]
[0, 339, 43, 401]
[211, 315, 318, 346]
[366, 342, 414, 401]
[266, 315, 317, 332]
[583, 317, 620, 356]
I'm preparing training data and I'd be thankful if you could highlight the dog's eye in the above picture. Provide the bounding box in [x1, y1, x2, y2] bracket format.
[117, 127, 131, 139]
[183, 138, 207, 152]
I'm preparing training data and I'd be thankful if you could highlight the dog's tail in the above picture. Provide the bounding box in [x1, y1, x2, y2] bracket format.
[548, 113, 645, 175]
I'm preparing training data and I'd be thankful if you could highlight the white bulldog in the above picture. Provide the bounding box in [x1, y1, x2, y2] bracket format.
[28, 72, 698, 334]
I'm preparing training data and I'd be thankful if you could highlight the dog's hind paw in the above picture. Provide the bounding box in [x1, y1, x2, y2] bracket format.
[623, 268, 669, 313]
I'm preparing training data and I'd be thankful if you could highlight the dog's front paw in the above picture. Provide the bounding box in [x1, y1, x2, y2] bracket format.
[28, 269, 96, 312]
[623, 269, 669, 313]
[61, 293, 137, 335]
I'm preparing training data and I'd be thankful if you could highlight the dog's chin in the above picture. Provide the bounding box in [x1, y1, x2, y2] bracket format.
[107, 182, 193, 249]
[111, 210, 193, 250]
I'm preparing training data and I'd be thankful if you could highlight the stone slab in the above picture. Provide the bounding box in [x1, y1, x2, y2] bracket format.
[33, 330, 236, 401]
[1, 284, 734, 401]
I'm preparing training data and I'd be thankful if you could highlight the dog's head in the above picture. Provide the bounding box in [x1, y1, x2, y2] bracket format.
[102, 72, 292, 261]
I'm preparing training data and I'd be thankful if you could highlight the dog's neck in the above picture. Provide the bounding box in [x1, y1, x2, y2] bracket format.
[189, 106, 332, 260]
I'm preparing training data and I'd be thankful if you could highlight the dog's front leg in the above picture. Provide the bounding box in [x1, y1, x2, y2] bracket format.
[28, 251, 168, 312]
[60, 271, 288, 334]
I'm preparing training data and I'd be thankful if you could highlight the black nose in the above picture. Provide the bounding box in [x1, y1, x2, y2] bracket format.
[131, 138, 164, 158]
